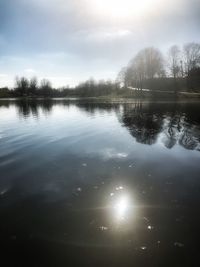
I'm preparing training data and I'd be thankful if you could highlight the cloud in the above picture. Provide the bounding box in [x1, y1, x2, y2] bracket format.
[75, 29, 132, 42]
[24, 68, 36, 74]
[0, 73, 8, 78]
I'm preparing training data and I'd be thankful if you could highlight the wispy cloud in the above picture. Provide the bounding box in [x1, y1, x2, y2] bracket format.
[24, 68, 37, 74]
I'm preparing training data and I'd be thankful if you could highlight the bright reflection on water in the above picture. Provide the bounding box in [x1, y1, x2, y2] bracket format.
[114, 195, 130, 221]
[108, 186, 133, 224]
[0, 99, 200, 266]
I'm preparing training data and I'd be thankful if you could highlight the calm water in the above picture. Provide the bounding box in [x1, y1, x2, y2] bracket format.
[0, 99, 200, 266]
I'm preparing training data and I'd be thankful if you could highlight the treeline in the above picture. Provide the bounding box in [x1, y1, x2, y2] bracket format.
[2, 77, 73, 98]
[0, 77, 122, 98]
[117, 42, 200, 92]
[0, 42, 200, 98]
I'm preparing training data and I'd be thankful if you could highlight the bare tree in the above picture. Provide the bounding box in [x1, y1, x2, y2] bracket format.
[183, 42, 200, 74]
[40, 79, 52, 97]
[29, 77, 38, 95]
[116, 67, 127, 87]
[130, 52, 146, 90]
[124, 47, 164, 90]
[183, 43, 200, 91]
[15, 76, 29, 96]
[168, 45, 181, 78]
[143, 47, 164, 79]
[168, 45, 181, 92]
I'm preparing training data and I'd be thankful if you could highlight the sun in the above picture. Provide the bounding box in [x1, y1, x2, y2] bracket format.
[88, 0, 157, 19]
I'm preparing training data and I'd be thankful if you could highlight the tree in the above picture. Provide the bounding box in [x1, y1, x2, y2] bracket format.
[168, 45, 181, 78]
[183, 43, 200, 72]
[116, 67, 128, 87]
[39, 79, 52, 97]
[15, 76, 29, 96]
[168, 45, 181, 92]
[124, 47, 164, 90]
[183, 43, 200, 90]
[143, 47, 164, 80]
[29, 77, 38, 95]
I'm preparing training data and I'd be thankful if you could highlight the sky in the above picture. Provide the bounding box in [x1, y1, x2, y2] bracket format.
[0, 0, 200, 88]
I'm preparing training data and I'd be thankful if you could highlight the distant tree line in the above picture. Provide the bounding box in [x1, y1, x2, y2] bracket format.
[0, 77, 122, 98]
[0, 42, 200, 98]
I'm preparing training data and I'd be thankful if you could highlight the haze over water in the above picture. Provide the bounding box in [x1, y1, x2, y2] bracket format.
[0, 99, 200, 266]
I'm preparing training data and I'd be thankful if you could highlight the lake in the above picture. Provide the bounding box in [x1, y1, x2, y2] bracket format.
[0, 99, 200, 266]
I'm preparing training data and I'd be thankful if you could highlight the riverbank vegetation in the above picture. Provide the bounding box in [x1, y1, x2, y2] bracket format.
[1, 42, 200, 99]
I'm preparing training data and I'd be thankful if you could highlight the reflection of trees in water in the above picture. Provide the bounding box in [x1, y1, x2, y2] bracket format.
[1, 99, 200, 151]
[16, 100, 39, 118]
[121, 102, 200, 151]
[76, 102, 121, 115]
[163, 114, 182, 149]
[0, 100, 10, 108]
[179, 126, 200, 150]
[164, 121, 200, 151]
[1, 99, 121, 118]
[0, 99, 69, 118]
[163, 104, 200, 151]
[15, 100, 54, 118]
[121, 102, 163, 145]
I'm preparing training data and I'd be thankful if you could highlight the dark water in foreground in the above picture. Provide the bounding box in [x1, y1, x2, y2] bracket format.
[0, 99, 200, 267]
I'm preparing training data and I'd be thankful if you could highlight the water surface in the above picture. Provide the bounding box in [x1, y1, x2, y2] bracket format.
[0, 99, 200, 266]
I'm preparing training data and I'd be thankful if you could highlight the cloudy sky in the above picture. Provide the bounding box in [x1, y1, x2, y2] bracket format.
[0, 0, 199, 87]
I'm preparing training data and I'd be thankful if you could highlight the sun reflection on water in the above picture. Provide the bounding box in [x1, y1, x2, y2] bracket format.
[114, 195, 129, 221]
[108, 187, 135, 227]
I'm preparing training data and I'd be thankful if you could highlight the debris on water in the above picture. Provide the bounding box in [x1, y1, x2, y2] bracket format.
[116, 186, 124, 191]
[128, 163, 134, 168]
[157, 241, 161, 244]
[93, 186, 98, 189]
[110, 192, 114, 197]
[140, 246, 147, 250]
[148, 174, 152, 177]
[77, 187, 82, 192]
[147, 225, 154, 230]
[99, 226, 108, 231]
[174, 242, 184, 248]
[82, 163, 87, 167]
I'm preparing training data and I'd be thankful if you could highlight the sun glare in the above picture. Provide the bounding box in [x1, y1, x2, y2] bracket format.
[115, 196, 129, 219]
[89, 0, 158, 19]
